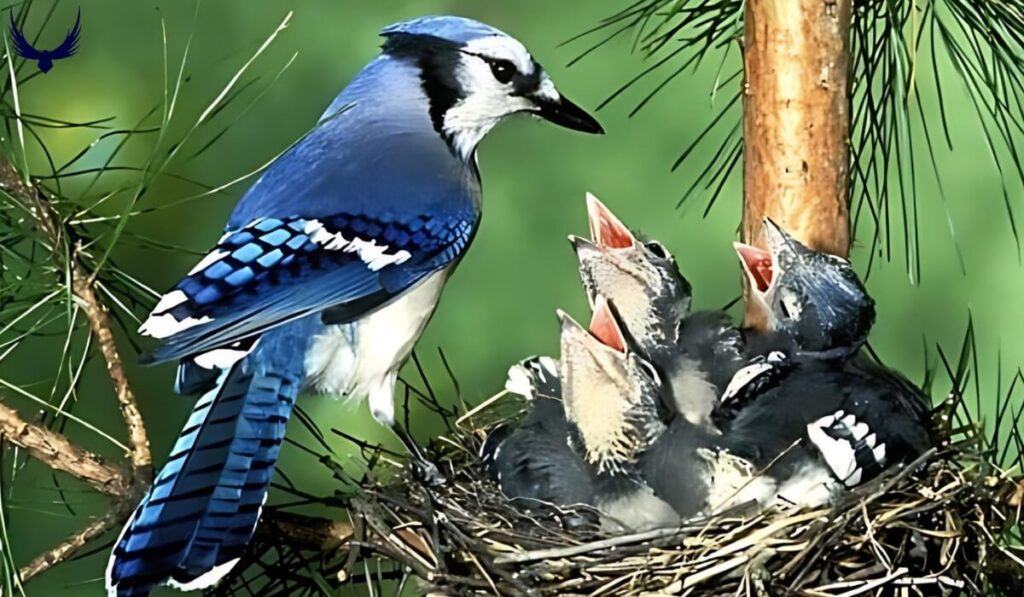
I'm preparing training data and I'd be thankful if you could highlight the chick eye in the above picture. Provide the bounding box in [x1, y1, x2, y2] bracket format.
[778, 289, 801, 320]
[487, 59, 516, 84]
[645, 241, 668, 259]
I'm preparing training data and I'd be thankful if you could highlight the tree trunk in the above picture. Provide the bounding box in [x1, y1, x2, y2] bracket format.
[741, 0, 853, 328]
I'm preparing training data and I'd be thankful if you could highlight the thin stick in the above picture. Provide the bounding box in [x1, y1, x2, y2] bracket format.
[71, 266, 152, 476]
[255, 510, 355, 551]
[0, 401, 128, 496]
[18, 513, 119, 582]
[0, 155, 152, 478]
[493, 523, 709, 565]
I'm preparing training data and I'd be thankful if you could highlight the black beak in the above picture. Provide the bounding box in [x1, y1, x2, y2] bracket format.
[533, 94, 604, 134]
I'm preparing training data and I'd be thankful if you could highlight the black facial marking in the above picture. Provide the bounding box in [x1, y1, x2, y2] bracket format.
[382, 33, 464, 136]
[511, 61, 543, 96]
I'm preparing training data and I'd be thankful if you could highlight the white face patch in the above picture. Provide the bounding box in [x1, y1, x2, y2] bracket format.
[534, 74, 559, 102]
[462, 35, 534, 75]
[443, 36, 544, 160]
[303, 220, 412, 271]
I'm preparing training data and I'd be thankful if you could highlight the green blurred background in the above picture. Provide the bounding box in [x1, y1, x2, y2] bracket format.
[1, 0, 1021, 594]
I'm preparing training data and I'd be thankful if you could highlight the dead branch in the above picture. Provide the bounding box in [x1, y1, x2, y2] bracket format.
[0, 153, 360, 583]
[18, 513, 121, 582]
[0, 400, 129, 497]
[71, 268, 152, 477]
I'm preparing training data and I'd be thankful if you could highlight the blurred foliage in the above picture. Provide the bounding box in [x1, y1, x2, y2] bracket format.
[0, 0, 1021, 594]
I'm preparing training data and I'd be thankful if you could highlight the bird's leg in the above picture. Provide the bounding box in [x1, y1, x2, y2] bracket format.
[391, 421, 445, 487]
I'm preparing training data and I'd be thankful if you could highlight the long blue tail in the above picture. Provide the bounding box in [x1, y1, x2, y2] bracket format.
[106, 344, 303, 596]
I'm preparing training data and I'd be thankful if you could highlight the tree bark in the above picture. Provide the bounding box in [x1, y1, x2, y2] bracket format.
[742, 0, 853, 328]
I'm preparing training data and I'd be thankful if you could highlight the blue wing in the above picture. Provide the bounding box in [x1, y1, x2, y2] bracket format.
[143, 53, 480, 364]
[142, 212, 474, 364]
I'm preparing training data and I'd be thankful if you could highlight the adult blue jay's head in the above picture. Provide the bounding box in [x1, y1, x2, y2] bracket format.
[380, 16, 603, 159]
[734, 219, 875, 355]
[569, 193, 692, 348]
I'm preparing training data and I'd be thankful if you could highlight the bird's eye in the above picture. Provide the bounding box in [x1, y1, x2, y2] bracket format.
[645, 241, 669, 259]
[778, 289, 801, 320]
[487, 59, 516, 84]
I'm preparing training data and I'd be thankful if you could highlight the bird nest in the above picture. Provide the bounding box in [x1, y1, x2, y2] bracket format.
[232, 384, 1024, 597]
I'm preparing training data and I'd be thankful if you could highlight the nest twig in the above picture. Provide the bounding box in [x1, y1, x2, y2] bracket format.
[218, 376, 1023, 597]
[332, 423, 1020, 595]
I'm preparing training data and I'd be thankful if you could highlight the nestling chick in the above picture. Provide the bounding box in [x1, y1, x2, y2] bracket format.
[722, 219, 931, 503]
[559, 297, 736, 529]
[570, 193, 745, 427]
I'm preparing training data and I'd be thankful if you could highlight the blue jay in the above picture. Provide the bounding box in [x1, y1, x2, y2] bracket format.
[556, 298, 748, 529]
[107, 16, 601, 597]
[570, 193, 745, 426]
[720, 219, 930, 505]
[556, 299, 683, 530]
[478, 392, 597, 509]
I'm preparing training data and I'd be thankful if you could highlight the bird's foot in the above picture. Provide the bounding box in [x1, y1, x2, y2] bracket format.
[391, 422, 446, 487]
[410, 457, 446, 487]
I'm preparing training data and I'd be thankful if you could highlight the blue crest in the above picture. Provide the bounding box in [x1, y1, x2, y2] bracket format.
[380, 15, 509, 44]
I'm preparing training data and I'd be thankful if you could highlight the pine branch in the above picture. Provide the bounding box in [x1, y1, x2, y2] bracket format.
[0, 393, 360, 582]
[579, 0, 1024, 277]
[18, 514, 120, 582]
[70, 268, 152, 477]
[0, 401, 128, 497]
[0, 151, 360, 579]
[0, 155, 153, 482]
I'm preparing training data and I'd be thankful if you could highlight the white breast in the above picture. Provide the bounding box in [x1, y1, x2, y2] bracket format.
[668, 360, 719, 428]
[597, 487, 681, 532]
[304, 268, 450, 425]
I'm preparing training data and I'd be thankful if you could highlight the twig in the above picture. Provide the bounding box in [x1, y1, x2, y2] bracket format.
[0, 155, 152, 479]
[0, 400, 128, 496]
[71, 266, 152, 477]
[493, 522, 709, 565]
[254, 510, 354, 552]
[18, 513, 120, 582]
[0, 400, 133, 580]
[830, 567, 908, 597]
[0, 396, 362, 581]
